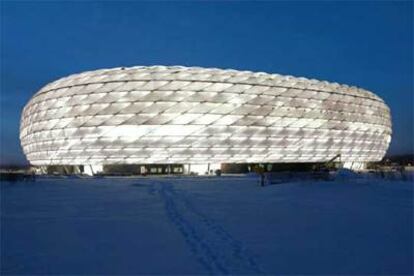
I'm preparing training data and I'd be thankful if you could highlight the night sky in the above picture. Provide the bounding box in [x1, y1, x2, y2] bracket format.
[1, 1, 412, 165]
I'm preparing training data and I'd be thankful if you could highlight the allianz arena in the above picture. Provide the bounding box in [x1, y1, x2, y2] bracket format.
[20, 66, 391, 174]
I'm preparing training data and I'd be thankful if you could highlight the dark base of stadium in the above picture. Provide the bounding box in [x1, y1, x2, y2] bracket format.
[41, 162, 335, 176]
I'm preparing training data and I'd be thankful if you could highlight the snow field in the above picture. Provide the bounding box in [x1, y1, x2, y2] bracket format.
[1, 176, 413, 274]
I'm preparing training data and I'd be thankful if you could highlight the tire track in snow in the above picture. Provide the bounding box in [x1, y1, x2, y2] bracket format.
[149, 181, 263, 275]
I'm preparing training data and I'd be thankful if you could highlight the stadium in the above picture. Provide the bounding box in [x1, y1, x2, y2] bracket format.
[20, 66, 392, 175]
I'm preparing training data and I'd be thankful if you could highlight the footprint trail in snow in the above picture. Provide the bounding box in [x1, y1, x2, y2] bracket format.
[148, 181, 264, 275]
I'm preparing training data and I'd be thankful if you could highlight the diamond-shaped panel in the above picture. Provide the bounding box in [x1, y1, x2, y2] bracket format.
[20, 66, 392, 165]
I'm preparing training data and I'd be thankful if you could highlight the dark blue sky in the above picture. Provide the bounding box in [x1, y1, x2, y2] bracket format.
[1, 1, 412, 165]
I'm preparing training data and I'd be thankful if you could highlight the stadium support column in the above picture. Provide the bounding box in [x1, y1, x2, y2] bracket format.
[40, 166, 47, 174]
[74, 165, 81, 174]
[183, 164, 191, 175]
[83, 165, 94, 176]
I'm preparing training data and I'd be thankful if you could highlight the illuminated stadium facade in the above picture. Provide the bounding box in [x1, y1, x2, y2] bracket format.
[20, 66, 392, 174]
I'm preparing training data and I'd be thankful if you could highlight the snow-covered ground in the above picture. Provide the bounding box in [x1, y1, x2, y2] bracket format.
[1, 176, 413, 275]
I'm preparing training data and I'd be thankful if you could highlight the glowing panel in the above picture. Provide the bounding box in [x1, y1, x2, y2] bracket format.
[20, 66, 392, 165]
